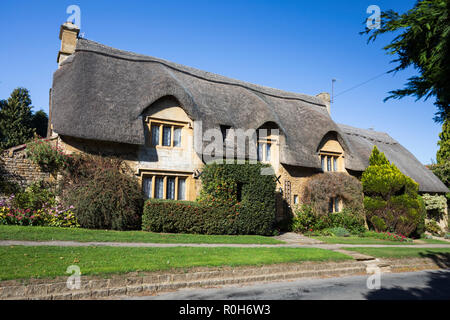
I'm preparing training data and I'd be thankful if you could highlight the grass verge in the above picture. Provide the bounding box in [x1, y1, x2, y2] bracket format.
[0, 246, 351, 281]
[346, 247, 450, 258]
[0, 225, 284, 244]
[313, 236, 412, 245]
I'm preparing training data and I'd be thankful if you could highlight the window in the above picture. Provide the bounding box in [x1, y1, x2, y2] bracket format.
[166, 177, 175, 200]
[178, 178, 186, 200]
[320, 154, 340, 172]
[149, 121, 184, 148]
[143, 175, 188, 200]
[257, 142, 272, 162]
[329, 196, 341, 213]
[220, 125, 231, 142]
[162, 126, 171, 146]
[173, 127, 182, 147]
[266, 143, 271, 161]
[143, 177, 152, 198]
[151, 125, 160, 146]
[155, 177, 164, 199]
[293, 195, 299, 205]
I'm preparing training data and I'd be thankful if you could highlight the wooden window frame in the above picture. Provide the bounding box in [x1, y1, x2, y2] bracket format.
[145, 117, 188, 149]
[319, 152, 342, 172]
[142, 172, 189, 201]
[257, 139, 273, 163]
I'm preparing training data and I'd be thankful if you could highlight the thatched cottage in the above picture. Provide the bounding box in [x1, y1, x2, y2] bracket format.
[49, 22, 448, 221]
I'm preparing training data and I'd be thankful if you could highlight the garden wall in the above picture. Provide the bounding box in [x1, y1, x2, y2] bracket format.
[0, 142, 55, 198]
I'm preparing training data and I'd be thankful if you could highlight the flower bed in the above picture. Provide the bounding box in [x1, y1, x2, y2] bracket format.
[0, 196, 78, 228]
[363, 230, 412, 243]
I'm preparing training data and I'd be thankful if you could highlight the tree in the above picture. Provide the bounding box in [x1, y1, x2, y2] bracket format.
[362, 146, 426, 237]
[0, 88, 35, 149]
[31, 110, 49, 138]
[436, 119, 450, 163]
[362, 0, 450, 123]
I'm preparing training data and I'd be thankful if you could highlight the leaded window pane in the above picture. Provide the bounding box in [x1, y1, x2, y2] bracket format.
[266, 143, 271, 161]
[162, 126, 171, 146]
[151, 125, 160, 146]
[335, 197, 340, 212]
[178, 178, 186, 200]
[173, 127, 182, 147]
[155, 177, 164, 199]
[257, 143, 263, 161]
[143, 177, 152, 198]
[166, 177, 175, 200]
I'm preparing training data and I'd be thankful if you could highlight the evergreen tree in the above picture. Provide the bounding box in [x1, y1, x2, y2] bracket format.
[0, 88, 35, 149]
[436, 119, 450, 164]
[31, 110, 49, 138]
[363, 0, 450, 122]
[362, 146, 425, 237]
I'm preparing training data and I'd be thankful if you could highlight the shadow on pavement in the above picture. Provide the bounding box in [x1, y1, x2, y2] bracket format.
[365, 252, 450, 300]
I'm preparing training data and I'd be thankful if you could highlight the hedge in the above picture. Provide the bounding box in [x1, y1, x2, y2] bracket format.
[142, 199, 276, 236]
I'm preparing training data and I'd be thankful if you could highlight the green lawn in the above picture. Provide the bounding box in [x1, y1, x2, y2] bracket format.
[346, 247, 450, 258]
[313, 236, 413, 245]
[314, 236, 450, 245]
[417, 238, 450, 245]
[0, 225, 284, 244]
[0, 246, 351, 280]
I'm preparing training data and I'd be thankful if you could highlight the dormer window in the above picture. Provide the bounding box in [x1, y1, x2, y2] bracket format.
[257, 141, 271, 162]
[148, 119, 185, 148]
[320, 154, 340, 172]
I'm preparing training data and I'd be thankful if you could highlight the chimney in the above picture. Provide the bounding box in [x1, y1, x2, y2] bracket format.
[316, 92, 331, 115]
[57, 22, 80, 67]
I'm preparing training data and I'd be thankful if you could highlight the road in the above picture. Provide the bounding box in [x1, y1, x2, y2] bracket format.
[127, 269, 450, 300]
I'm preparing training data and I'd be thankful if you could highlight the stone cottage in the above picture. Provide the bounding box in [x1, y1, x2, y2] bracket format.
[47, 22, 448, 225]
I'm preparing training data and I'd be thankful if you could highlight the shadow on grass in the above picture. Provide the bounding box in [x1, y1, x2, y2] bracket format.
[365, 252, 450, 300]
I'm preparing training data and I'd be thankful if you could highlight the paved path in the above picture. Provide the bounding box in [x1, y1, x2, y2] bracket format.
[126, 269, 450, 300]
[1, 239, 450, 249]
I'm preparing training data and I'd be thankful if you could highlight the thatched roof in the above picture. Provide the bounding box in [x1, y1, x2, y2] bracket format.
[51, 38, 448, 193]
[338, 124, 448, 193]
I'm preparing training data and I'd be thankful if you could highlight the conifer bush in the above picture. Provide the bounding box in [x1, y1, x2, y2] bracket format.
[362, 146, 425, 237]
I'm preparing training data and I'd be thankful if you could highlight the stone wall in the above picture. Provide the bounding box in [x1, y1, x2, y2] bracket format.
[0, 144, 52, 197]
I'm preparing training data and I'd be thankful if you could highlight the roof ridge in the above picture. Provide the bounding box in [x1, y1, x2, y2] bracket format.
[75, 38, 326, 108]
[338, 123, 397, 145]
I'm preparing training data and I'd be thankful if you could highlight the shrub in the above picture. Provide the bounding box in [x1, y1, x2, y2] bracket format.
[362, 146, 426, 237]
[12, 180, 55, 211]
[59, 154, 143, 230]
[327, 209, 366, 235]
[328, 227, 350, 237]
[363, 230, 412, 242]
[301, 172, 364, 217]
[291, 205, 366, 235]
[291, 205, 321, 233]
[0, 196, 78, 227]
[425, 220, 443, 236]
[26, 137, 72, 173]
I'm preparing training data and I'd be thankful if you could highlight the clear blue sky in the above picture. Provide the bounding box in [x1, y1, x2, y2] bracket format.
[0, 0, 441, 164]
